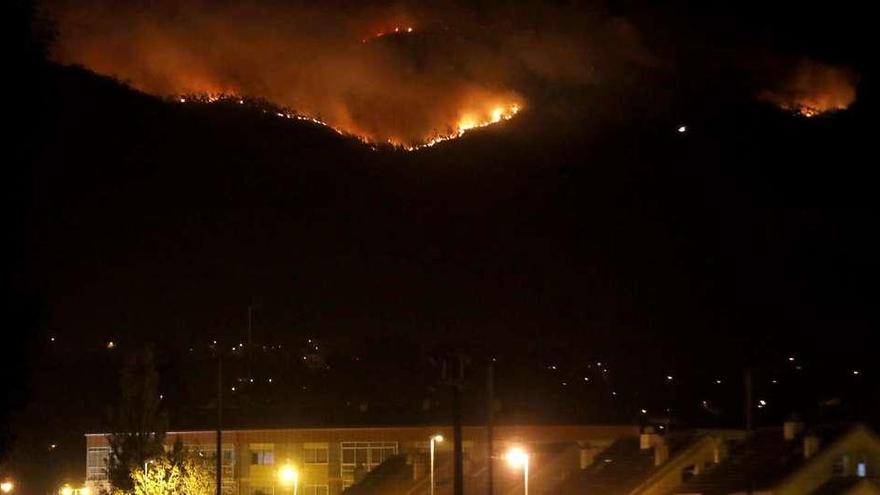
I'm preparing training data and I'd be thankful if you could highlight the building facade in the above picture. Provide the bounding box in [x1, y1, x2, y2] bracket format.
[85, 425, 637, 495]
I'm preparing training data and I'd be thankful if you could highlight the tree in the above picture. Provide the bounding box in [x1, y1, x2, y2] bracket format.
[118, 451, 214, 495]
[107, 347, 168, 491]
[178, 454, 216, 495]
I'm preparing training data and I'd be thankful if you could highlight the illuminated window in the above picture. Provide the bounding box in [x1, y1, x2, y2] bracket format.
[250, 444, 275, 465]
[340, 441, 398, 488]
[303, 444, 329, 464]
[183, 444, 235, 479]
[302, 485, 329, 495]
[858, 462, 867, 477]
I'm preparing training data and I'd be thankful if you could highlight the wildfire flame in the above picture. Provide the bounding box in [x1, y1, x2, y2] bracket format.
[176, 94, 521, 150]
[46, 0, 654, 148]
[759, 59, 858, 118]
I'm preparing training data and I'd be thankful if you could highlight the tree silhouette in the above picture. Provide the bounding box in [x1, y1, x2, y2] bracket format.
[107, 347, 168, 491]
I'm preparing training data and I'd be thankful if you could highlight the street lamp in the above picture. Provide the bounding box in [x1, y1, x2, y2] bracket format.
[60, 485, 74, 495]
[277, 463, 299, 495]
[505, 447, 529, 495]
[0, 480, 13, 493]
[430, 434, 444, 495]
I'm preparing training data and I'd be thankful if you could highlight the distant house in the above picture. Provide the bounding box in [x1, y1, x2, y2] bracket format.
[556, 428, 745, 495]
[674, 422, 880, 495]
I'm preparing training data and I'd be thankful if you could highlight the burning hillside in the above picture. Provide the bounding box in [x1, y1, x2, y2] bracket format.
[759, 59, 858, 118]
[44, 0, 654, 150]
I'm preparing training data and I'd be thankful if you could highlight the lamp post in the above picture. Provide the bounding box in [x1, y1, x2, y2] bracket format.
[505, 448, 529, 495]
[430, 434, 444, 495]
[277, 463, 299, 495]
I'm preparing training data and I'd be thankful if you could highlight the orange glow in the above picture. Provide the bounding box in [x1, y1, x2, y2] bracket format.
[171, 93, 522, 150]
[759, 59, 858, 118]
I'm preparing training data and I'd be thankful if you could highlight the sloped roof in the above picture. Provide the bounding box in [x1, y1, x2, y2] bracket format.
[343, 455, 413, 495]
[556, 431, 700, 495]
[675, 425, 850, 495]
[810, 478, 880, 495]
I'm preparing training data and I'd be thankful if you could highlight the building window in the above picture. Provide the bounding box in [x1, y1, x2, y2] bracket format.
[302, 485, 329, 495]
[87, 447, 110, 481]
[340, 442, 398, 488]
[303, 444, 329, 464]
[858, 462, 867, 478]
[185, 444, 236, 479]
[250, 444, 275, 465]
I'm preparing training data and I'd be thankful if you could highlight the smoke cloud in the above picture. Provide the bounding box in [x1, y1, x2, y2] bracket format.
[45, 0, 649, 147]
[758, 59, 858, 117]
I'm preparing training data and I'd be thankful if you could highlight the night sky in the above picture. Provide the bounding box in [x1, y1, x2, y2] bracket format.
[5, 0, 877, 491]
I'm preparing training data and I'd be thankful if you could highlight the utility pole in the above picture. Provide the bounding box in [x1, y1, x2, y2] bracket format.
[216, 352, 223, 495]
[744, 365, 754, 495]
[441, 353, 466, 495]
[247, 303, 256, 380]
[744, 366, 753, 433]
[486, 362, 495, 495]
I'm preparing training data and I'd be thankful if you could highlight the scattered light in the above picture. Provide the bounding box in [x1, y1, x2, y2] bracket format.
[50, 337, 56, 342]
[107, 341, 115, 349]
[433, 434, 444, 443]
[1, 481, 13, 493]
[277, 464, 298, 487]
[677, 125, 687, 133]
[772, 379, 779, 384]
[231, 387, 236, 392]
[640, 409, 647, 414]
[80, 488, 91, 495]
[562, 382, 567, 386]
[268, 378, 273, 383]
[159, 394, 164, 400]
[759, 399, 767, 406]
[61, 486, 74, 495]
[505, 447, 529, 469]
[715, 379, 722, 384]
[583, 377, 589, 382]
[666, 375, 673, 381]
[853, 370, 860, 376]
[788, 357, 795, 362]
[50, 444, 57, 450]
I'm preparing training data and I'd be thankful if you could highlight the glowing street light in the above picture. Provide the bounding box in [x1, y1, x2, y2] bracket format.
[505, 447, 530, 495]
[277, 464, 299, 495]
[1, 480, 14, 493]
[430, 434, 444, 495]
[60, 486, 74, 495]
